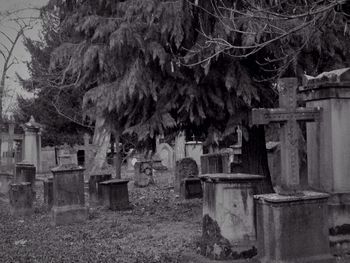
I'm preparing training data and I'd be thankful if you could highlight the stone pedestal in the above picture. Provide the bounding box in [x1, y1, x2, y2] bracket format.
[15, 162, 36, 198]
[255, 191, 334, 263]
[180, 178, 202, 199]
[199, 173, 263, 260]
[134, 161, 153, 187]
[88, 173, 112, 206]
[9, 182, 33, 216]
[99, 179, 130, 210]
[22, 116, 42, 172]
[0, 172, 13, 197]
[51, 162, 87, 225]
[300, 71, 350, 254]
[200, 152, 230, 174]
[43, 177, 53, 208]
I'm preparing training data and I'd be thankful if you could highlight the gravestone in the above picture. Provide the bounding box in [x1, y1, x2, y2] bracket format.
[175, 157, 202, 199]
[15, 161, 36, 198]
[0, 172, 13, 197]
[200, 173, 263, 260]
[88, 173, 112, 206]
[252, 78, 334, 263]
[134, 161, 154, 187]
[51, 154, 87, 225]
[158, 143, 175, 170]
[300, 68, 350, 254]
[185, 141, 203, 169]
[9, 182, 33, 216]
[201, 152, 230, 174]
[43, 177, 53, 208]
[22, 116, 42, 172]
[99, 179, 130, 210]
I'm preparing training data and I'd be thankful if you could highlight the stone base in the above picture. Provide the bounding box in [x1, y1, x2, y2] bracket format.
[200, 173, 263, 260]
[180, 177, 202, 199]
[255, 191, 335, 263]
[328, 192, 350, 255]
[99, 179, 130, 211]
[88, 173, 112, 206]
[9, 182, 33, 216]
[52, 205, 87, 226]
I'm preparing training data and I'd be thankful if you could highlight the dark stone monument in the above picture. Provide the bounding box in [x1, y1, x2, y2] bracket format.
[134, 161, 153, 187]
[9, 182, 33, 216]
[15, 161, 36, 198]
[43, 177, 53, 208]
[99, 179, 130, 210]
[199, 173, 263, 260]
[252, 78, 334, 263]
[88, 173, 112, 206]
[175, 157, 202, 199]
[200, 152, 230, 174]
[51, 155, 87, 225]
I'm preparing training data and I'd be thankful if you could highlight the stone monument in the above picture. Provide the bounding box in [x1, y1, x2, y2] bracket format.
[300, 68, 350, 254]
[252, 78, 334, 263]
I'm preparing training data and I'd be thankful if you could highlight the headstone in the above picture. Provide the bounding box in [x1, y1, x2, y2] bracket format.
[174, 132, 186, 161]
[15, 161, 36, 198]
[9, 182, 33, 216]
[51, 155, 87, 225]
[134, 161, 153, 187]
[158, 143, 175, 170]
[185, 141, 203, 169]
[175, 157, 202, 199]
[99, 179, 130, 210]
[43, 177, 53, 209]
[22, 116, 42, 172]
[0, 172, 13, 197]
[201, 152, 230, 174]
[88, 173, 112, 206]
[252, 78, 334, 263]
[200, 173, 263, 260]
[300, 68, 350, 254]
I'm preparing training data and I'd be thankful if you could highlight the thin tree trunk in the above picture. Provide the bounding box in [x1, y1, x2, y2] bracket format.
[241, 125, 274, 193]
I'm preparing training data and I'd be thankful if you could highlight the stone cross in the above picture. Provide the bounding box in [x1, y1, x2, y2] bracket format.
[252, 78, 320, 193]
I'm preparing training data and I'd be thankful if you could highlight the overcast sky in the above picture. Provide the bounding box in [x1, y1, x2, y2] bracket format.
[0, 0, 48, 116]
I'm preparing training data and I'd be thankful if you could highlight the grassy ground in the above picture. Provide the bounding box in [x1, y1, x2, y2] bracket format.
[0, 169, 348, 263]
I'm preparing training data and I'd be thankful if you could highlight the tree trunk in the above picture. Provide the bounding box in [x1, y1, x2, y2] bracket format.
[114, 130, 122, 179]
[241, 125, 274, 193]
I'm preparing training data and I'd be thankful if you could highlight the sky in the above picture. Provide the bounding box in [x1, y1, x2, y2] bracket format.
[0, 0, 48, 116]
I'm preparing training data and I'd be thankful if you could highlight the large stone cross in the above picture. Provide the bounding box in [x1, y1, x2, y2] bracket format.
[252, 78, 320, 193]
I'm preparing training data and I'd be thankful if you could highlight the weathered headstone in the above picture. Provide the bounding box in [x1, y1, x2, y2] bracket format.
[0, 172, 13, 197]
[157, 143, 175, 170]
[252, 78, 334, 263]
[185, 141, 203, 169]
[300, 68, 350, 254]
[51, 154, 87, 225]
[9, 182, 33, 216]
[22, 116, 42, 172]
[175, 157, 202, 199]
[201, 152, 230, 174]
[88, 173, 112, 206]
[15, 161, 36, 198]
[99, 179, 130, 210]
[200, 173, 263, 260]
[43, 177, 53, 209]
[134, 161, 153, 187]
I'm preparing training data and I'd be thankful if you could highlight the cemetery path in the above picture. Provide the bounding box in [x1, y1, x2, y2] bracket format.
[0, 176, 236, 263]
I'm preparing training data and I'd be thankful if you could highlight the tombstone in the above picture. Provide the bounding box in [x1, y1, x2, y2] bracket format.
[0, 172, 13, 197]
[265, 141, 280, 186]
[252, 78, 334, 263]
[22, 116, 42, 172]
[134, 161, 154, 187]
[200, 173, 263, 260]
[158, 143, 175, 170]
[43, 177, 53, 208]
[300, 68, 350, 254]
[185, 141, 203, 168]
[9, 182, 33, 216]
[201, 152, 230, 174]
[99, 179, 130, 210]
[175, 157, 202, 199]
[174, 132, 186, 161]
[88, 173, 112, 206]
[15, 161, 36, 198]
[51, 154, 87, 225]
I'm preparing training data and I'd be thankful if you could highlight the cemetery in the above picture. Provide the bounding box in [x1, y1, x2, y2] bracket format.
[1, 1, 350, 262]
